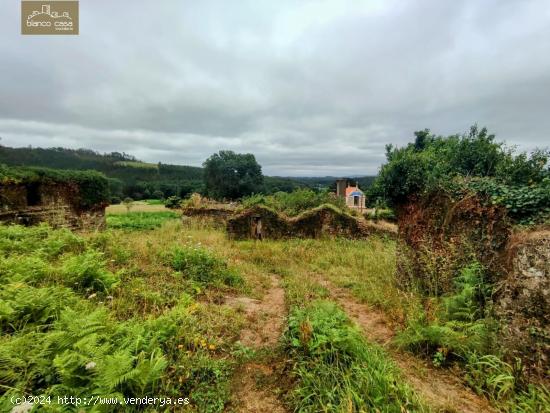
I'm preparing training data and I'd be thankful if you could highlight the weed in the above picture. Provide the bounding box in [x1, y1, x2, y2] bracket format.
[285, 300, 426, 412]
[169, 246, 242, 287]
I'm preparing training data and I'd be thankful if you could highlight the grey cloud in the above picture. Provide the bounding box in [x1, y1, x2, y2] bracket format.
[1, 0, 549, 176]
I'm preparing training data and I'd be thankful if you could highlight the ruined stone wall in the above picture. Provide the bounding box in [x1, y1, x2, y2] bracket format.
[396, 194, 510, 294]
[226, 205, 393, 240]
[0, 182, 105, 230]
[227, 206, 292, 240]
[397, 194, 549, 379]
[496, 230, 549, 379]
[0, 184, 27, 209]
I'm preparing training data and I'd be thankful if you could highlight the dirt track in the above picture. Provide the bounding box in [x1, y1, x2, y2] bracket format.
[224, 275, 288, 413]
[320, 278, 497, 413]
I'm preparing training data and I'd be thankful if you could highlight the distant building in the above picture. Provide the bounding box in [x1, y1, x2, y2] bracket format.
[335, 179, 366, 210]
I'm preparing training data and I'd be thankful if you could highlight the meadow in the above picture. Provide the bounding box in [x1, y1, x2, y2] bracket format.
[1, 208, 548, 412]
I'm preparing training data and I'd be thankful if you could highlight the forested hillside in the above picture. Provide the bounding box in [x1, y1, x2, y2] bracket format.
[0, 145, 375, 200]
[0, 146, 203, 201]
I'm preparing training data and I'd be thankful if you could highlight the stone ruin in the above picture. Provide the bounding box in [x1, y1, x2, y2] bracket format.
[396, 193, 549, 380]
[226, 204, 396, 240]
[496, 230, 550, 377]
[0, 171, 107, 230]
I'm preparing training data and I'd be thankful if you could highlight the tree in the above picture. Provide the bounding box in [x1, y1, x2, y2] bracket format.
[123, 197, 133, 212]
[371, 125, 549, 209]
[152, 190, 164, 200]
[203, 150, 264, 200]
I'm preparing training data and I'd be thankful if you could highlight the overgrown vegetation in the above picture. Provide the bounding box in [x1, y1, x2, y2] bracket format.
[168, 246, 243, 287]
[0, 163, 109, 209]
[397, 262, 550, 412]
[370, 125, 549, 224]
[285, 301, 425, 412]
[0, 221, 244, 412]
[242, 188, 346, 216]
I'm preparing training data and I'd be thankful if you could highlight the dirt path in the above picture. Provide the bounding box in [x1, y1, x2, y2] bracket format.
[224, 275, 287, 413]
[320, 278, 498, 413]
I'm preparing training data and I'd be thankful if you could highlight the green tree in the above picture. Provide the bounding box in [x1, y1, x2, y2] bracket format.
[203, 150, 264, 200]
[371, 125, 549, 220]
[152, 189, 164, 199]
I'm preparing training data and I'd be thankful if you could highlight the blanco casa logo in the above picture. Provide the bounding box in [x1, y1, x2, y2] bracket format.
[21, 1, 79, 35]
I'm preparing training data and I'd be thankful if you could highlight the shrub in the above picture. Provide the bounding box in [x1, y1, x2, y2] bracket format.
[152, 189, 164, 200]
[165, 195, 182, 209]
[371, 126, 549, 223]
[396, 263, 495, 362]
[60, 249, 119, 292]
[169, 246, 242, 287]
[122, 197, 134, 212]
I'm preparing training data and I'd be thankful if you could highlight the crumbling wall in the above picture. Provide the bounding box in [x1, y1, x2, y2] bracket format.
[0, 184, 27, 210]
[182, 206, 235, 223]
[396, 193, 510, 294]
[291, 206, 366, 238]
[227, 206, 292, 239]
[496, 230, 549, 379]
[0, 182, 105, 230]
[226, 204, 392, 240]
[396, 193, 550, 379]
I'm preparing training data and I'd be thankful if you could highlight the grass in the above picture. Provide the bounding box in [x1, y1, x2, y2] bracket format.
[0, 221, 244, 412]
[285, 300, 426, 412]
[106, 203, 171, 214]
[106, 211, 179, 230]
[2, 214, 548, 413]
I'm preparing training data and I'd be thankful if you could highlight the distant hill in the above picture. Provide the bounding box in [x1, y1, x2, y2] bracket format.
[0, 145, 375, 200]
[0, 146, 203, 200]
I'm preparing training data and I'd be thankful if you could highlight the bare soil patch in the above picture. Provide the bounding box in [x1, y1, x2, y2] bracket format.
[225, 275, 288, 413]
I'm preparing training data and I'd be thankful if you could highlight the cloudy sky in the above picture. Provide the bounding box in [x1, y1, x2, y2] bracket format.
[1, 0, 549, 175]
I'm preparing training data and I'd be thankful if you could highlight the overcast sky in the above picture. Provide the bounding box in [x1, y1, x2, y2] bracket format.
[1, 0, 549, 176]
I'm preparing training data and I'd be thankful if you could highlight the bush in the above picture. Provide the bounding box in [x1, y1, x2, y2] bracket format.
[165, 195, 182, 209]
[60, 250, 119, 291]
[371, 126, 549, 223]
[396, 263, 495, 362]
[169, 246, 242, 287]
[152, 189, 164, 200]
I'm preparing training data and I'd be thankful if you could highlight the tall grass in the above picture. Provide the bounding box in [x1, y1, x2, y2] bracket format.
[285, 301, 426, 412]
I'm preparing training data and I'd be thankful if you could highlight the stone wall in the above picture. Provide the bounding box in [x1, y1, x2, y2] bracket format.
[395, 194, 510, 294]
[396, 193, 549, 379]
[226, 204, 394, 240]
[496, 230, 549, 379]
[0, 182, 105, 230]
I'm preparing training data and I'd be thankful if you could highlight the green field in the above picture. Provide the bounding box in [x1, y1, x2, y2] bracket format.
[1, 212, 548, 412]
